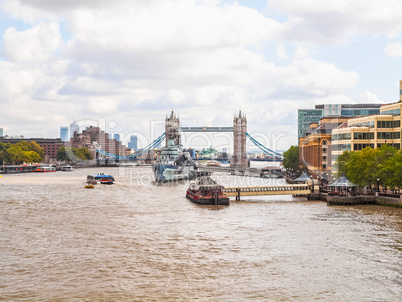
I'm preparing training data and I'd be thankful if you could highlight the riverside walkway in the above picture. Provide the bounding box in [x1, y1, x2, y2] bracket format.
[224, 184, 311, 200]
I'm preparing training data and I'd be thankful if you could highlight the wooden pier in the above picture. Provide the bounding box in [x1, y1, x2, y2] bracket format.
[224, 184, 311, 200]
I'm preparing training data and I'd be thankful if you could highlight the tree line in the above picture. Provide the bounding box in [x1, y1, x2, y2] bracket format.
[336, 144, 402, 190]
[0, 141, 92, 165]
[0, 141, 44, 165]
[56, 146, 92, 162]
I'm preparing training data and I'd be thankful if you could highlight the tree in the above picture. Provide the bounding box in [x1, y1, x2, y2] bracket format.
[334, 150, 351, 177]
[283, 145, 301, 172]
[57, 147, 92, 163]
[0, 141, 44, 164]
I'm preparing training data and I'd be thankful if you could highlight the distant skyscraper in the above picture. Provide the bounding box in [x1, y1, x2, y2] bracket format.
[70, 121, 79, 138]
[60, 126, 69, 142]
[0, 128, 3, 137]
[128, 135, 138, 151]
[113, 133, 120, 142]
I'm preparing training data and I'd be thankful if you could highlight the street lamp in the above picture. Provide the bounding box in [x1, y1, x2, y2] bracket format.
[377, 178, 380, 192]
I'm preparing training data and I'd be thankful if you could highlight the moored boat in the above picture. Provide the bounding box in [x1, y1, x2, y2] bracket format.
[152, 139, 198, 182]
[86, 173, 115, 185]
[62, 165, 74, 171]
[33, 165, 57, 172]
[186, 176, 229, 205]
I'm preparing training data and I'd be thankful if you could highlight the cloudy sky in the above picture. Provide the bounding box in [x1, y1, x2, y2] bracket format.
[0, 0, 401, 150]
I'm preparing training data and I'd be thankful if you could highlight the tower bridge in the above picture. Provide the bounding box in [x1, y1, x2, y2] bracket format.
[96, 110, 283, 167]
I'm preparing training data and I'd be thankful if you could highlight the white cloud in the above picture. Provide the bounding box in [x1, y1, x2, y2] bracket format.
[2, 22, 62, 62]
[384, 42, 402, 57]
[268, 0, 402, 43]
[355, 91, 384, 103]
[0, 0, 372, 148]
[276, 44, 287, 59]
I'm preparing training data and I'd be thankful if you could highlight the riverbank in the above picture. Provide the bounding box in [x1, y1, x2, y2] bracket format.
[309, 192, 402, 208]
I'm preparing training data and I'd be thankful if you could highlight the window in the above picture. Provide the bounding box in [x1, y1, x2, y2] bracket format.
[354, 132, 374, 140]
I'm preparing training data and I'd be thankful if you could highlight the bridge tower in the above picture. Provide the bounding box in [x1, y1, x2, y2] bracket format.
[165, 110, 181, 146]
[230, 110, 248, 168]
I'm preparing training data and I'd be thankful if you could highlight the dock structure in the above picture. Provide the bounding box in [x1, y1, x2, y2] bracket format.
[224, 184, 311, 201]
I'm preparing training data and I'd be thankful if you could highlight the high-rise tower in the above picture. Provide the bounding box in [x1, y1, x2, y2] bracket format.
[230, 110, 248, 168]
[165, 110, 181, 146]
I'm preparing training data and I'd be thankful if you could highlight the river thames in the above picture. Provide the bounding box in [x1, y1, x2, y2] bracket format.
[0, 166, 401, 301]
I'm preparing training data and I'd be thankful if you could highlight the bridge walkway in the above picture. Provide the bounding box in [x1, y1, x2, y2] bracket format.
[224, 184, 311, 200]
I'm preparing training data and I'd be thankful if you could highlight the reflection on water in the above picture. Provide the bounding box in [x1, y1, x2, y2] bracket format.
[0, 167, 401, 301]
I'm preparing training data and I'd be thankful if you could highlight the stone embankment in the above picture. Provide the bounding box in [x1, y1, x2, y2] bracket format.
[309, 192, 402, 208]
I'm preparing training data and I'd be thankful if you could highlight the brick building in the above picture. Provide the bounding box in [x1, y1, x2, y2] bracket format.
[70, 126, 125, 157]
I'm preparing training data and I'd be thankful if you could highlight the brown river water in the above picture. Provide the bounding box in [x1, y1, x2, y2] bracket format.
[0, 167, 401, 301]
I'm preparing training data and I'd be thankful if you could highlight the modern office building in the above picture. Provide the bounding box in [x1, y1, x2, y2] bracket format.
[128, 135, 138, 151]
[0, 128, 3, 137]
[60, 126, 69, 142]
[113, 134, 120, 142]
[70, 121, 79, 138]
[331, 101, 402, 175]
[298, 104, 382, 139]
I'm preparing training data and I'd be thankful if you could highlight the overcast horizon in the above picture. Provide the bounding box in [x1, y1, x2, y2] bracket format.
[1, 0, 402, 150]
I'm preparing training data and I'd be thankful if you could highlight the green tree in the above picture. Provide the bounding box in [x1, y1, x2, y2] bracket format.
[283, 145, 301, 172]
[346, 147, 377, 188]
[334, 150, 351, 177]
[29, 141, 44, 159]
[76, 147, 92, 160]
[0, 141, 44, 164]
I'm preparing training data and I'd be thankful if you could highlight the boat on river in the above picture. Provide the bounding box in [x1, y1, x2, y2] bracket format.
[62, 165, 74, 172]
[86, 173, 115, 185]
[152, 139, 198, 182]
[186, 176, 229, 205]
[33, 165, 57, 172]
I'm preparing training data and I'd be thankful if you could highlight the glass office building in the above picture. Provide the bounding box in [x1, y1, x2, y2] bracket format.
[60, 126, 69, 142]
[298, 104, 382, 139]
[128, 135, 138, 151]
[70, 121, 79, 138]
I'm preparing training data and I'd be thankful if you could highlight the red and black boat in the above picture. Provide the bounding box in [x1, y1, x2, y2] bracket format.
[186, 176, 229, 205]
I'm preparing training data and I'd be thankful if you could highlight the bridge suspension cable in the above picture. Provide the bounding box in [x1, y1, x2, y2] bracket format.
[245, 132, 283, 159]
[96, 132, 166, 160]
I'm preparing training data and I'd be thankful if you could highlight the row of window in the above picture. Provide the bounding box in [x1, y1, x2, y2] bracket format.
[354, 132, 374, 140]
[332, 144, 351, 151]
[349, 121, 374, 128]
[377, 143, 401, 149]
[354, 144, 375, 151]
[332, 133, 351, 140]
[377, 132, 401, 139]
[332, 131, 400, 141]
[380, 108, 401, 116]
[377, 120, 400, 128]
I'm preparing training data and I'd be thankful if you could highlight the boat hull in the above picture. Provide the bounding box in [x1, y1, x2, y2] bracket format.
[186, 191, 229, 205]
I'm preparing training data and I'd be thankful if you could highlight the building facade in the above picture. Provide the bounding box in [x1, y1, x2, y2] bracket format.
[298, 104, 382, 139]
[0, 128, 3, 137]
[70, 126, 125, 158]
[230, 111, 248, 168]
[298, 116, 350, 180]
[331, 102, 402, 175]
